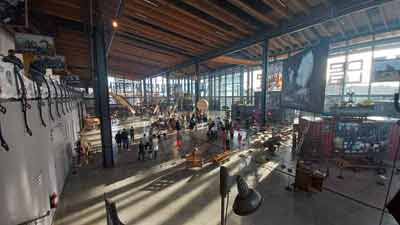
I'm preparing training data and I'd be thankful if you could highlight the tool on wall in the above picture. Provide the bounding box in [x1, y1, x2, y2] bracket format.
[67, 87, 72, 112]
[63, 84, 70, 113]
[49, 78, 61, 118]
[57, 81, 66, 115]
[0, 103, 9, 151]
[43, 78, 54, 121]
[29, 59, 47, 127]
[2, 50, 32, 136]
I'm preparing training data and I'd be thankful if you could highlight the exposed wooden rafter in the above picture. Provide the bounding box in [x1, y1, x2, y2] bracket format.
[227, 0, 278, 26]
[260, 0, 290, 18]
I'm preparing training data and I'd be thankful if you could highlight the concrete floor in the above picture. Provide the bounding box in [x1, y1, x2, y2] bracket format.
[54, 128, 399, 225]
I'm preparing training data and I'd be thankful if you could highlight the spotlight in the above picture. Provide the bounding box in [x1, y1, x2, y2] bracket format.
[112, 20, 118, 28]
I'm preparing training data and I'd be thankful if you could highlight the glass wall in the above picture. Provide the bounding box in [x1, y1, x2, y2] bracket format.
[325, 37, 400, 112]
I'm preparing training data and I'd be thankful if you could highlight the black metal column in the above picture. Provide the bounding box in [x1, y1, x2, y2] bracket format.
[261, 40, 269, 127]
[143, 79, 147, 105]
[240, 66, 244, 103]
[166, 72, 170, 104]
[195, 63, 200, 104]
[93, 16, 114, 168]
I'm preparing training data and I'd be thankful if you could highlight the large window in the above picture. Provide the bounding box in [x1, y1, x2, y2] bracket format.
[325, 37, 400, 111]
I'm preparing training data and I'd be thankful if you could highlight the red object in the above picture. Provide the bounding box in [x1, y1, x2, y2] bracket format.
[299, 117, 334, 157]
[388, 123, 400, 160]
[50, 192, 58, 209]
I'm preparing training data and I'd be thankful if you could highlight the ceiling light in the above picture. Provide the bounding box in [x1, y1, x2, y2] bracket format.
[112, 20, 118, 28]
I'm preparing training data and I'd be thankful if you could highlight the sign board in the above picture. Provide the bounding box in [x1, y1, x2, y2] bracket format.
[15, 32, 55, 55]
[268, 61, 283, 92]
[62, 74, 80, 85]
[372, 58, 400, 82]
[42, 55, 65, 70]
[0, 0, 28, 27]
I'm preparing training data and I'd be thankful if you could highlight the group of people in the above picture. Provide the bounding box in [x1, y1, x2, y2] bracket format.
[138, 133, 159, 160]
[115, 126, 135, 149]
[207, 117, 244, 150]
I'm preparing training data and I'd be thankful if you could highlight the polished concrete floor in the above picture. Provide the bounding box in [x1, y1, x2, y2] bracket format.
[54, 128, 399, 225]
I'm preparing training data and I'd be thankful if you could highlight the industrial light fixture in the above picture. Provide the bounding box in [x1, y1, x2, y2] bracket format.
[220, 166, 263, 225]
[112, 20, 118, 28]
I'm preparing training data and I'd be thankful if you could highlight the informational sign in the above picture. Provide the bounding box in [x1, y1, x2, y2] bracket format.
[15, 32, 55, 55]
[62, 74, 80, 85]
[281, 41, 329, 113]
[268, 61, 283, 92]
[42, 55, 65, 70]
[372, 58, 400, 82]
[0, 0, 28, 27]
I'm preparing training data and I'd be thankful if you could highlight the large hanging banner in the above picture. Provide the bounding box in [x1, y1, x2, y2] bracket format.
[372, 58, 400, 82]
[268, 61, 283, 92]
[0, 0, 28, 27]
[281, 41, 329, 113]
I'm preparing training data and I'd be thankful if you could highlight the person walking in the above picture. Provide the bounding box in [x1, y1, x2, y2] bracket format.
[153, 136, 159, 160]
[148, 137, 153, 159]
[121, 128, 129, 149]
[130, 126, 135, 144]
[115, 131, 122, 148]
[138, 140, 145, 161]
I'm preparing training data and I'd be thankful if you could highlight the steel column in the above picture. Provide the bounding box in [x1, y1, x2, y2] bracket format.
[143, 79, 147, 105]
[93, 15, 114, 168]
[195, 63, 200, 104]
[166, 72, 171, 104]
[261, 40, 269, 127]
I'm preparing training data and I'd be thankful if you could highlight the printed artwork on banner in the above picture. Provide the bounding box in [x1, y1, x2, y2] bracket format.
[15, 32, 55, 55]
[281, 41, 329, 113]
[372, 58, 400, 82]
[268, 61, 283, 92]
[0, 0, 27, 27]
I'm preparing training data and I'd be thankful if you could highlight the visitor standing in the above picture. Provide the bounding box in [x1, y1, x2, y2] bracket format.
[115, 131, 122, 148]
[138, 141, 145, 161]
[153, 136, 159, 159]
[130, 126, 135, 144]
[122, 128, 129, 149]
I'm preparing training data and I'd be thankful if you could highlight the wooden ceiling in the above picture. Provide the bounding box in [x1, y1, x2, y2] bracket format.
[24, 0, 400, 80]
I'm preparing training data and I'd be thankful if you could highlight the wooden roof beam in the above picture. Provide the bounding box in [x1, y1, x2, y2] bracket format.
[154, 0, 243, 40]
[286, 33, 302, 47]
[260, 0, 290, 18]
[291, 0, 310, 14]
[227, 0, 278, 26]
[183, 0, 256, 35]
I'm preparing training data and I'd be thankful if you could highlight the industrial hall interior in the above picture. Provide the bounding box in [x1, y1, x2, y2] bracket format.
[3, 0, 400, 225]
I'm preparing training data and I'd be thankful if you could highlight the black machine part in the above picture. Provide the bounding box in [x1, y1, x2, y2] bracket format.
[34, 82, 46, 127]
[49, 78, 61, 118]
[43, 78, 54, 121]
[0, 104, 9, 151]
[5, 55, 33, 136]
